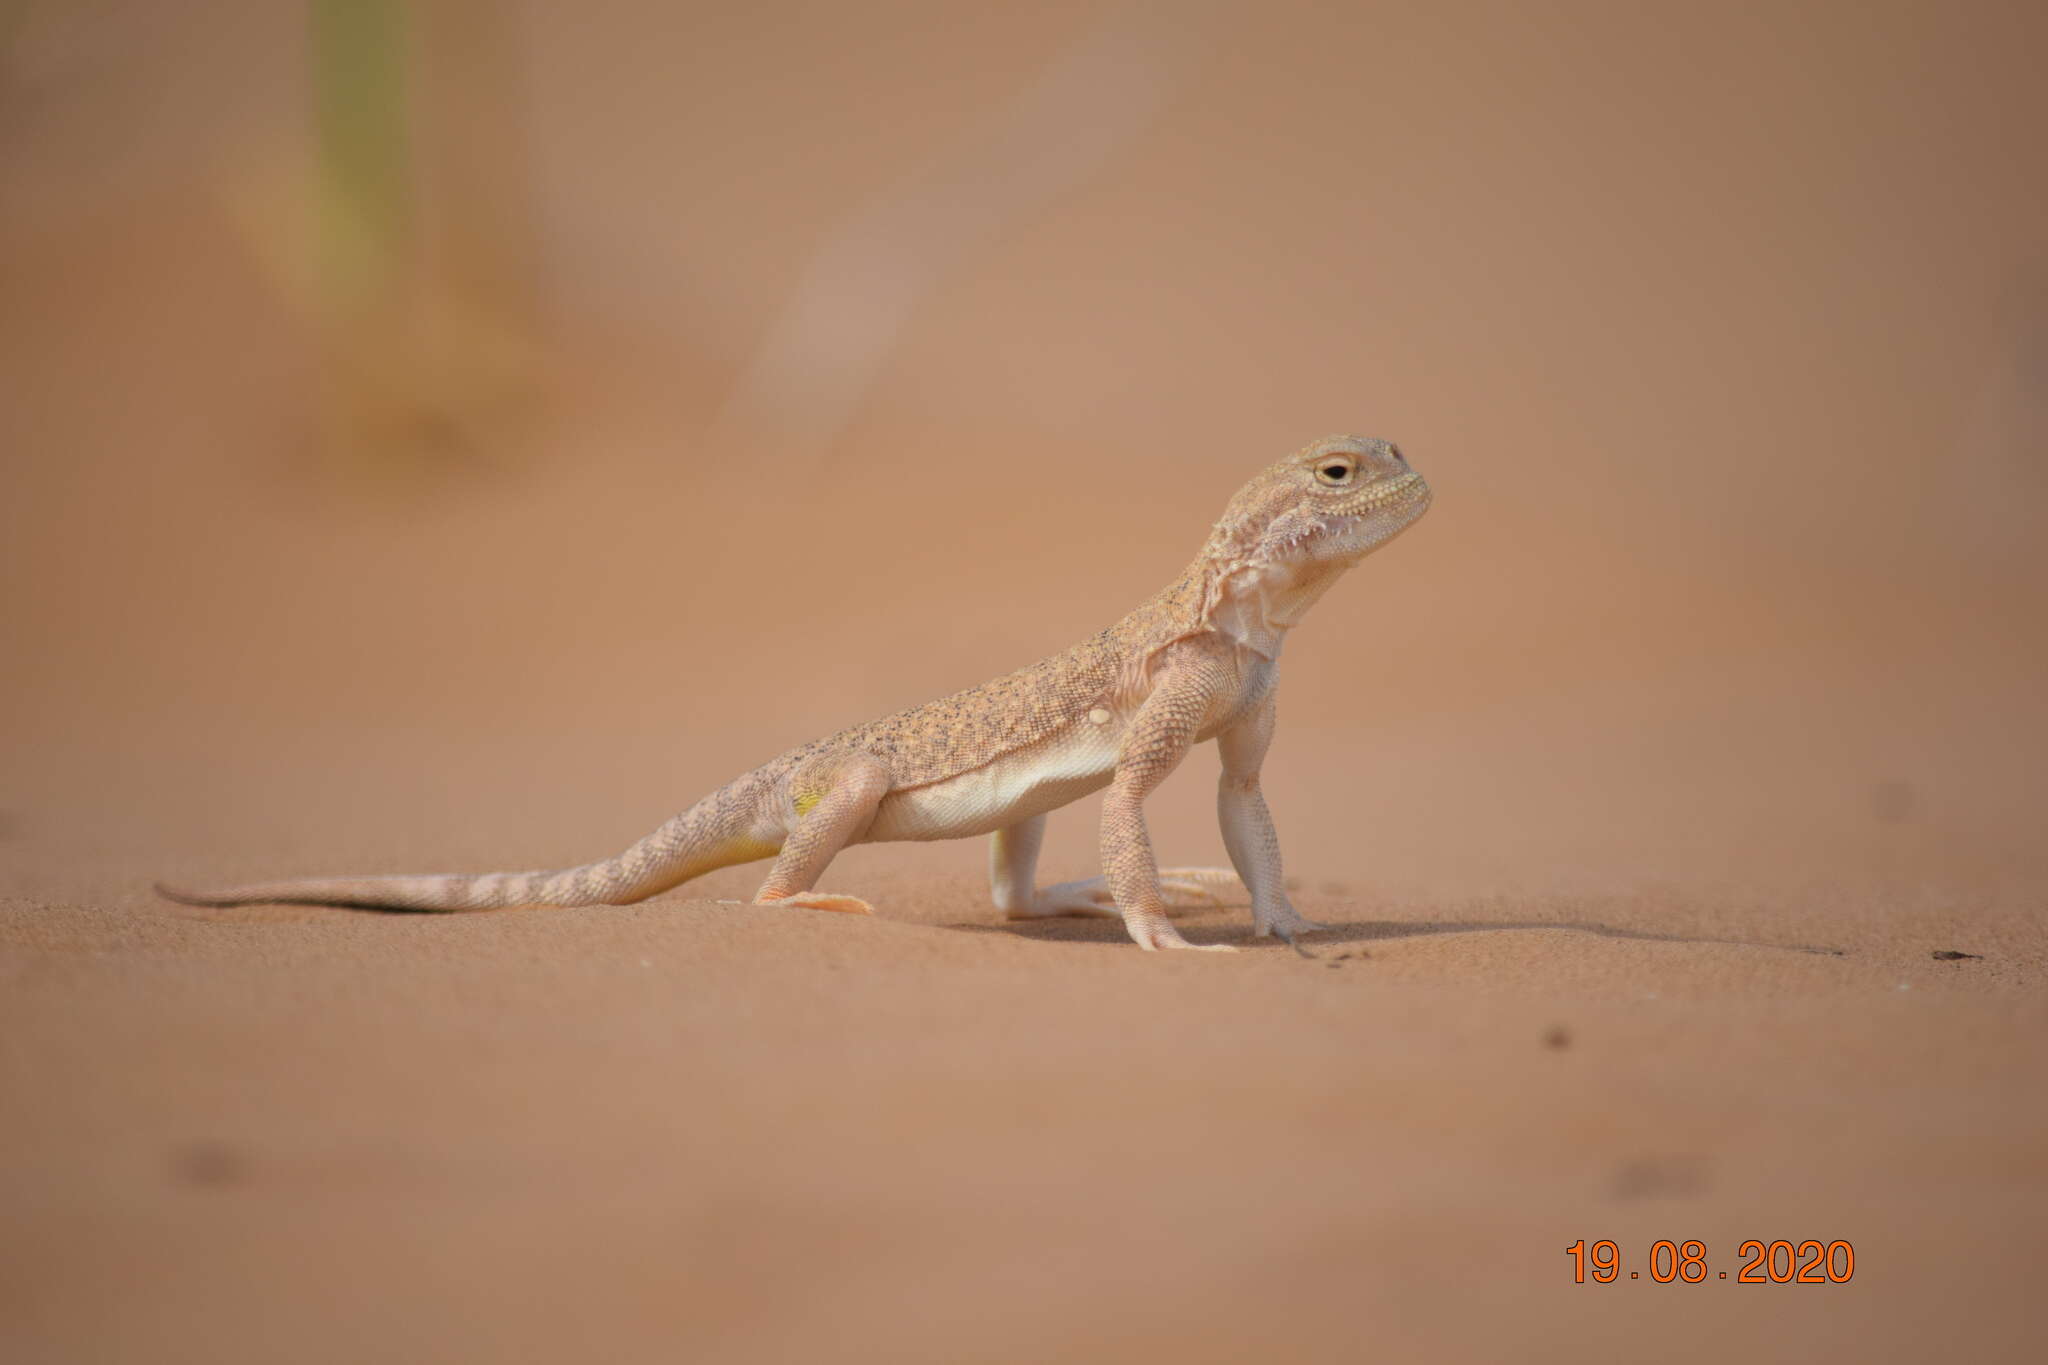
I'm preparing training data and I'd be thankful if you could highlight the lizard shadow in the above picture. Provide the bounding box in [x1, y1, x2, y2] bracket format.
[947, 914, 1846, 957]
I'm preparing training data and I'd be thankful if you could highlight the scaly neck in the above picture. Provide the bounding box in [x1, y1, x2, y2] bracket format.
[1191, 552, 1353, 661]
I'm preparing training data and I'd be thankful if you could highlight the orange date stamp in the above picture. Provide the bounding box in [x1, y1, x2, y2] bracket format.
[1566, 1239, 1855, 1284]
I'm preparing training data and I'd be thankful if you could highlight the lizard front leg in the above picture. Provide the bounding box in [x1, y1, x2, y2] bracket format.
[1100, 656, 1237, 952]
[1216, 694, 1326, 943]
[991, 814, 1239, 920]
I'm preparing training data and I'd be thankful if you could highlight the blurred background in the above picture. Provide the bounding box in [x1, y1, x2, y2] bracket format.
[3, 0, 2044, 899]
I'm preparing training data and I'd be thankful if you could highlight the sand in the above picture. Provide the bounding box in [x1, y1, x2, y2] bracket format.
[5, 810, 2044, 1363]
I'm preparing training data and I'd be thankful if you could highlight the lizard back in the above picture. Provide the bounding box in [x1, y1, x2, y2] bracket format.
[776, 570, 1207, 792]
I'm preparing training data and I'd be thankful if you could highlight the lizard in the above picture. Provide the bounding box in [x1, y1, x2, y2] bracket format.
[157, 435, 1432, 951]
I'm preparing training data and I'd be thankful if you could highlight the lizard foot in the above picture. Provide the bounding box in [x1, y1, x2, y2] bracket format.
[1004, 868, 1244, 921]
[1003, 883, 1120, 920]
[1126, 917, 1238, 953]
[761, 893, 874, 916]
[1252, 906, 1329, 939]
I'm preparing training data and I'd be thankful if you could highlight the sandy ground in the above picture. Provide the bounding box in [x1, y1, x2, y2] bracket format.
[5, 2, 2048, 1360]
[4, 793, 2045, 1363]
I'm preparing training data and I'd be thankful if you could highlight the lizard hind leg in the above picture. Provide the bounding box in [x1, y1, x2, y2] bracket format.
[751, 756, 893, 917]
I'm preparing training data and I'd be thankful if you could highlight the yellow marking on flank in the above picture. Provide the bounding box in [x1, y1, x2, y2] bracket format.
[793, 791, 821, 818]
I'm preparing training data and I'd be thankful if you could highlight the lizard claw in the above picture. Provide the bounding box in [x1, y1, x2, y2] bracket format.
[1253, 906, 1329, 941]
[1262, 919, 1320, 959]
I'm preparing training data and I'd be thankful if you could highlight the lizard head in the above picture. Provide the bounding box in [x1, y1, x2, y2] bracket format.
[1192, 436, 1431, 639]
[1211, 434, 1431, 570]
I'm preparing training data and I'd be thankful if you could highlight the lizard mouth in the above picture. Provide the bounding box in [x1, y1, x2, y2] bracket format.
[1320, 472, 1431, 554]
[1356, 470, 1430, 510]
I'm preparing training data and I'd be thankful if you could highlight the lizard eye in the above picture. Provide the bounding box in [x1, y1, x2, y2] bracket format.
[1315, 461, 1354, 486]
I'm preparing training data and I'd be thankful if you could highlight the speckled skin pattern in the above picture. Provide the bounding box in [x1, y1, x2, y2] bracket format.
[159, 436, 1432, 951]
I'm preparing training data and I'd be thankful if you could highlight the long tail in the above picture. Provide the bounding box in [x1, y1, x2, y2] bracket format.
[156, 775, 778, 912]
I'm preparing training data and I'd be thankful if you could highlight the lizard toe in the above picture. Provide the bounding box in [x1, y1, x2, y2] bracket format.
[763, 892, 875, 916]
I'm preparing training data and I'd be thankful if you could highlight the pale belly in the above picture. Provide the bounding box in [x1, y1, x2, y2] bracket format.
[862, 721, 1122, 843]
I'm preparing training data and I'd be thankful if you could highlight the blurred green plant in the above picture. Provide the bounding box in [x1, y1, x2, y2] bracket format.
[312, 0, 413, 319]
[226, 0, 546, 486]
